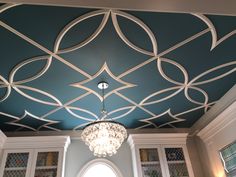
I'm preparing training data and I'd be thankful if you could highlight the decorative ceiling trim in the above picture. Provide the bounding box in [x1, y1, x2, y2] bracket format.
[71, 62, 136, 102]
[54, 9, 110, 54]
[139, 109, 185, 128]
[1, 111, 61, 131]
[111, 10, 158, 56]
[1, 0, 236, 16]
[0, 3, 20, 13]
[193, 14, 236, 50]
[0, 4, 235, 131]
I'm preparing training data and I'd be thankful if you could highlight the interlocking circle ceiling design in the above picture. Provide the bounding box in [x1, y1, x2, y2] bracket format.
[0, 4, 235, 131]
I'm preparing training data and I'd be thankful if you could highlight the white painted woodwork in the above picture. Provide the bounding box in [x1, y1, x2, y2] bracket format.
[197, 101, 236, 177]
[0, 131, 7, 170]
[0, 0, 236, 16]
[127, 133, 195, 177]
[0, 135, 70, 177]
[0, 131, 6, 148]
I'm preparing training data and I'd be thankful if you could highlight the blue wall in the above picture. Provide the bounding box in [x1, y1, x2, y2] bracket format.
[64, 139, 134, 177]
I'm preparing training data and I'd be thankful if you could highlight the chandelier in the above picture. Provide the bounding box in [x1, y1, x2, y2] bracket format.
[81, 82, 127, 157]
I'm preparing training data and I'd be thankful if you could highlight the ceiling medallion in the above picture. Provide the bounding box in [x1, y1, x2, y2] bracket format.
[81, 81, 127, 157]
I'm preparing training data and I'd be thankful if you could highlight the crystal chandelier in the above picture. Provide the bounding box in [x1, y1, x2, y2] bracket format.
[81, 82, 127, 157]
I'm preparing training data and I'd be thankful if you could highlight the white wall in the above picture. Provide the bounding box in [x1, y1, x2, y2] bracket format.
[64, 139, 134, 177]
[197, 101, 236, 177]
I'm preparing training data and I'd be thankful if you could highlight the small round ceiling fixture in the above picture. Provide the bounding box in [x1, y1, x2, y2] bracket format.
[98, 81, 109, 90]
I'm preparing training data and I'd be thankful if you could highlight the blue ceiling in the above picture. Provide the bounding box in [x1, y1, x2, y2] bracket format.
[0, 4, 235, 132]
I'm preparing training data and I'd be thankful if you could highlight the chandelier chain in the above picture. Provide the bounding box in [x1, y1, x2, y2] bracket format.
[102, 84, 106, 116]
[81, 81, 127, 157]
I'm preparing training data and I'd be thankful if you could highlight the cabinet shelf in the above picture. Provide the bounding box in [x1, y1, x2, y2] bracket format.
[167, 160, 185, 164]
[35, 166, 57, 170]
[141, 161, 160, 165]
[4, 167, 27, 171]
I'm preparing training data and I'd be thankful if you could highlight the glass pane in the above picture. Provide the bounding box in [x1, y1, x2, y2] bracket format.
[5, 153, 29, 168]
[140, 149, 159, 162]
[3, 170, 26, 177]
[139, 148, 162, 177]
[36, 152, 58, 167]
[227, 169, 236, 177]
[165, 148, 185, 161]
[220, 141, 236, 175]
[34, 169, 57, 177]
[165, 148, 189, 177]
[142, 164, 162, 177]
[221, 142, 236, 159]
[168, 163, 189, 177]
[34, 152, 58, 177]
[3, 153, 29, 177]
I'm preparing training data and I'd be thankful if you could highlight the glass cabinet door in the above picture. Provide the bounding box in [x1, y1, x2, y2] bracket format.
[164, 148, 189, 177]
[34, 151, 59, 177]
[139, 148, 163, 177]
[3, 152, 29, 177]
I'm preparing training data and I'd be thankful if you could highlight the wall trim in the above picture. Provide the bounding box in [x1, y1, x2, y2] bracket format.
[3, 135, 71, 149]
[197, 101, 236, 143]
[190, 84, 236, 136]
[1, 0, 236, 16]
[0, 131, 7, 148]
[127, 133, 188, 148]
[5, 128, 190, 139]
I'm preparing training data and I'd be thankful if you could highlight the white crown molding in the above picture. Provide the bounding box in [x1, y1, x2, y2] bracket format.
[1, 0, 236, 16]
[3, 135, 71, 149]
[190, 84, 236, 136]
[0, 131, 7, 148]
[4, 128, 190, 139]
[197, 101, 236, 143]
[127, 133, 188, 148]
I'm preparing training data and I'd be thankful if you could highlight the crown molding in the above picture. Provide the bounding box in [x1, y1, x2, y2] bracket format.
[0, 131, 7, 148]
[197, 101, 236, 143]
[190, 84, 236, 136]
[127, 133, 188, 148]
[4, 128, 190, 140]
[0, 0, 236, 16]
[3, 135, 71, 149]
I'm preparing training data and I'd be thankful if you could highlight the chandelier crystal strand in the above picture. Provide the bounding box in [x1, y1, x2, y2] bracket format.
[81, 82, 127, 157]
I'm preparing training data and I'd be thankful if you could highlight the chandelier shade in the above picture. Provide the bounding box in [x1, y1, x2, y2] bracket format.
[81, 120, 127, 157]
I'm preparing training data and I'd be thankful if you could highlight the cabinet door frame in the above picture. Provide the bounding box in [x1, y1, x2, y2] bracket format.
[160, 144, 195, 177]
[135, 145, 168, 177]
[0, 149, 34, 177]
[30, 148, 64, 177]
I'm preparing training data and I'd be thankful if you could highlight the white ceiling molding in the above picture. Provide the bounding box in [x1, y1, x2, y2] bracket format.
[4, 128, 190, 139]
[190, 84, 236, 136]
[0, 0, 236, 16]
[0, 130, 7, 148]
[3, 135, 71, 149]
[197, 101, 236, 143]
[127, 133, 188, 148]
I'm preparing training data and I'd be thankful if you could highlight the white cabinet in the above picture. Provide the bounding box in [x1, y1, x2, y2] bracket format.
[0, 136, 70, 177]
[128, 133, 194, 177]
[0, 149, 32, 177]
